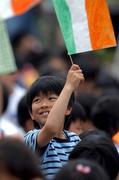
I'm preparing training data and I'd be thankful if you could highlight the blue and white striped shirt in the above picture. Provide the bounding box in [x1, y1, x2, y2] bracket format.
[24, 129, 80, 179]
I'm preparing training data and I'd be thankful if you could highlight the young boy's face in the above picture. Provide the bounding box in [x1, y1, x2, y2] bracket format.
[31, 92, 58, 127]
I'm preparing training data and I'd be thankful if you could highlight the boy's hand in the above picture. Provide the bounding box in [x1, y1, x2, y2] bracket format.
[65, 64, 84, 91]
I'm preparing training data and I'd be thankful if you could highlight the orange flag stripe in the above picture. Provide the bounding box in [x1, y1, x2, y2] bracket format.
[11, 0, 40, 15]
[85, 0, 116, 50]
[113, 132, 119, 144]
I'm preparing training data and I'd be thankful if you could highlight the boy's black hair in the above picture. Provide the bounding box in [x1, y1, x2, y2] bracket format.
[64, 101, 86, 130]
[69, 130, 119, 180]
[26, 75, 74, 116]
[0, 138, 43, 180]
[54, 159, 109, 180]
[91, 96, 119, 137]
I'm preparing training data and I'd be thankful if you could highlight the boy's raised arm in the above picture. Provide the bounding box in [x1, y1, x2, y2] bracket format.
[37, 64, 84, 147]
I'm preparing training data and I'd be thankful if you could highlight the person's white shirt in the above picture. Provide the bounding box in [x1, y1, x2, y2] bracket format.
[3, 84, 26, 125]
[0, 114, 25, 138]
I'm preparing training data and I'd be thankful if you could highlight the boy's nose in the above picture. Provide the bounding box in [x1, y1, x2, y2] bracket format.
[41, 100, 49, 107]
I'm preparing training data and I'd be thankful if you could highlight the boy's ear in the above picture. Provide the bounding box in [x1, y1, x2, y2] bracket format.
[65, 107, 72, 116]
[29, 111, 33, 120]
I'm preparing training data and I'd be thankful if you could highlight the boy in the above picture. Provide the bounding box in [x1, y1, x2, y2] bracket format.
[24, 64, 84, 179]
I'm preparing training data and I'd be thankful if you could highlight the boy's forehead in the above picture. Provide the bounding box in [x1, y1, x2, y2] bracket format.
[35, 91, 57, 97]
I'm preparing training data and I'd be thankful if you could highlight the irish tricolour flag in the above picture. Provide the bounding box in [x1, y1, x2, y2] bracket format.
[53, 0, 116, 55]
[0, 0, 41, 19]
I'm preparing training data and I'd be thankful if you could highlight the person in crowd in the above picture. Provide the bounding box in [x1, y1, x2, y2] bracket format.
[0, 71, 26, 126]
[91, 96, 119, 137]
[0, 138, 44, 180]
[0, 82, 9, 115]
[53, 159, 110, 180]
[0, 82, 24, 138]
[0, 82, 4, 139]
[64, 101, 86, 135]
[24, 64, 84, 179]
[77, 94, 119, 142]
[17, 95, 34, 133]
[76, 93, 98, 132]
[69, 130, 119, 180]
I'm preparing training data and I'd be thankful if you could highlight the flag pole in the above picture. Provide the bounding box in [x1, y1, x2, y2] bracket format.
[69, 55, 73, 65]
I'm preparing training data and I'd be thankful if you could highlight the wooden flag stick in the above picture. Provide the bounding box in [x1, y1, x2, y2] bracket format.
[69, 55, 73, 65]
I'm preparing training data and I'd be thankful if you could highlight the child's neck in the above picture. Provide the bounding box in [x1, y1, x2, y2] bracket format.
[56, 130, 67, 139]
[39, 123, 67, 139]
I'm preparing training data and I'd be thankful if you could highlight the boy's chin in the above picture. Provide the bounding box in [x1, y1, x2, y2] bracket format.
[39, 119, 47, 127]
[34, 118, 47, 128]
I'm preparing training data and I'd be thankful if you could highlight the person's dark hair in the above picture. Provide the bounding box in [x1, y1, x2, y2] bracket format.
[64, 101, 86, 130]
[0, 83, 9, 114]
[11, 30, 29, 48]
[69, 130, 119, 180]
[39, 63, 67, 78]
[53, 159, 109, 180]
[49, 49, 71, 69]
[91, 96, 119, 137]
[0, 138, 43, 180]
[17, 95, 31, 129]
[26, 51, 49, 70]
[73, 53, 100, 81]
[96, 70, 119, 89]
[76, 93, 98, 121]
[79, 129, 108, 140]
[26, 75, 74, 114]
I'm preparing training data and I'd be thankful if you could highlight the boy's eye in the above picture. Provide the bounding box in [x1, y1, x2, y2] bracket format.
[49, 96, 57, 101]
[33, 98, 41, 103]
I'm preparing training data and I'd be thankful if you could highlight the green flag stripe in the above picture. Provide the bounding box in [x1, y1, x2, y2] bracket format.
[53, 0, 76, 54]
[0, 18, 17, 74]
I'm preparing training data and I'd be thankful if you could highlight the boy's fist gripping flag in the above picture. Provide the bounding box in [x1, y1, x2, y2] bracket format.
[53, 0, 116, 55]
[0, 0, 41, 19]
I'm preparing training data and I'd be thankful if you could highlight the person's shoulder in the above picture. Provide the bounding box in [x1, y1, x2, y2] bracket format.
[64, 130, 80, 141]
[24, 129, 41, 150]
[24, 129, 40, 137]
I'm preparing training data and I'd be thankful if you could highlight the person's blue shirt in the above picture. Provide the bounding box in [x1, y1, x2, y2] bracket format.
[24, 129, 80, 179]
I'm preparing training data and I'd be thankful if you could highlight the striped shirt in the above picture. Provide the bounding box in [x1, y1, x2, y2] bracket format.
[24, 129, 80, 179]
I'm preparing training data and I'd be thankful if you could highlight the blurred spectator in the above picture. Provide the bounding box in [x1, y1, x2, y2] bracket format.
[64, 101, 86, 135]
[17, 95, 34, 133]
[91, 96, 119, 137]
[0, 80, 24, 138]
[53, 159, 110, 180]
[76, 93, 99, 132]
[39, 63, 66, 78]
[0, 138, 43, 180]
[69, 130, 119, 180]
[48, 53, 69, 72]
[0, 71, 26, 126]
[0, 83, 9, 115]
[11, 31, 44, 67]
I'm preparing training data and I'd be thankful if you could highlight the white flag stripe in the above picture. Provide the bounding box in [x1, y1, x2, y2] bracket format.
[0, 0, 13, 19]
[66, 0, 92, 53]
[0, 0, 41, 19]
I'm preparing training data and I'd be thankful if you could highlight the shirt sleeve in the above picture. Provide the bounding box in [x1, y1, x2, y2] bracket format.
[24, 130, 40, 151]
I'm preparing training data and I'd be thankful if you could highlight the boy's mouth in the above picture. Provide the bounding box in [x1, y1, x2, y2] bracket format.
[39, 111, 49, 116]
